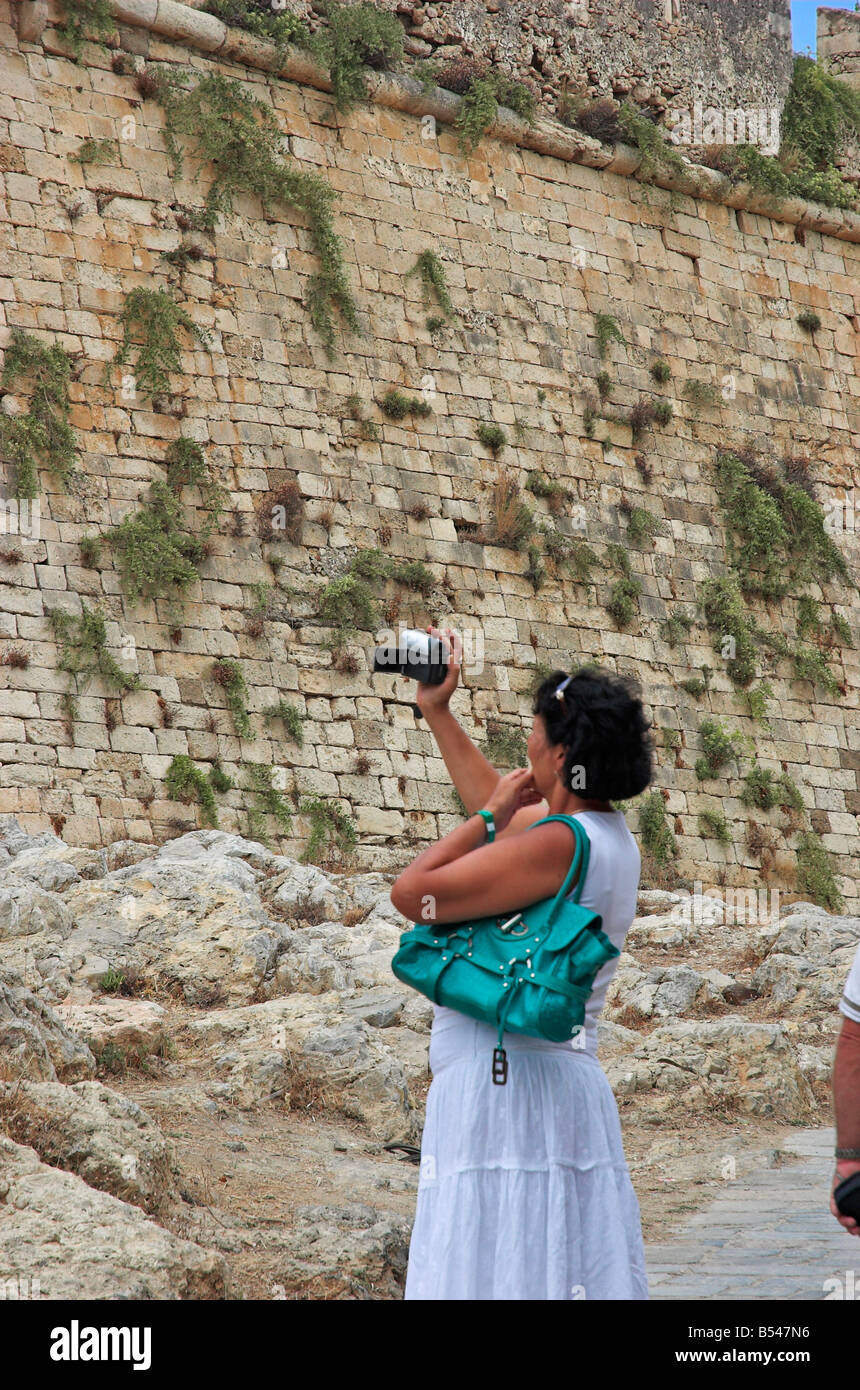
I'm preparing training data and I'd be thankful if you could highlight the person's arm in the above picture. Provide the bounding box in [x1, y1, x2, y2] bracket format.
[390, 769, 577, 924]
[831, 1016, 860, 1236]
[416, 628, 500, 813]
[422, 704, 500, 814]
[417, 628, 548, 836]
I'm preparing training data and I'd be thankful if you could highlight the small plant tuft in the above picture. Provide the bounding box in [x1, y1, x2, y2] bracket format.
[683, 378, 720, 410]
[484, 719, 528, 768]
[409, 250, 454, 320]
[797, 308, 821, 335]
[264, 699, 304, 745]
[698, 809, 731, 845]
[795, 830, 843, 911]
[476, 422, 507, 455]
[380, 388, 432, 421]
[695, 719, 744, 781]
[112, 287, 209, 399]
[165, 753, 218, 828]
[246, 763, 292, 846]
[594, 313, 624, 359]
[741, 765, 780, 811]
[639, 790, 676, 865]
[0, 328, 77, 499]
[211, 659, 253, 739]
[299, 795, 357, 865]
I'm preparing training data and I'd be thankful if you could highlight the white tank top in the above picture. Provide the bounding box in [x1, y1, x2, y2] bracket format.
[565, 809, 641, 1055]
[431, 809, 641, 1058]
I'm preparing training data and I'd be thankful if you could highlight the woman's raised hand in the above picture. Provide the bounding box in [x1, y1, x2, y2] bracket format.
[483, 767, 543, 834]
[415, 626, 462, 715]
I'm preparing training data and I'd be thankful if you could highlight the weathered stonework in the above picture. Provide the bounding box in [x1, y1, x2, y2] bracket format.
[817, 7, 860, 187]
[287, 0, 794, 121]
[818, 4, 860, 84]
[0, 0, 858, 903]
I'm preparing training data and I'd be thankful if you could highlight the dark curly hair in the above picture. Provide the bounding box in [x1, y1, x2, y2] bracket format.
[533, 665, 654, 802]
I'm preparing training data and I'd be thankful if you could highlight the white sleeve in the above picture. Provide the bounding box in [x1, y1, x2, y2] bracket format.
[840, 943, 860, 1025]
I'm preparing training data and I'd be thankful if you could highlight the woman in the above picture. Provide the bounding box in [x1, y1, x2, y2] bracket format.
[390, 629, 654, 1300]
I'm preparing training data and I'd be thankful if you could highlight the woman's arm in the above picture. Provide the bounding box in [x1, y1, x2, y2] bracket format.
[422, 704, 501, 814]
[417, 628, 548, 835]
[390, 768, 578, 924]
[416, 628, 501, 814]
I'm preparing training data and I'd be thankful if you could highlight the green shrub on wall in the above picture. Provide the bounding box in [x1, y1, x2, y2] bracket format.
[419, 58, 535, 153]
[299, 795, 357, 865]
[165, 754, 219, 829]
[107, 482, 201, 606]
[0, 329, 77, 499]
[247, 764, 293, 846]
[638, 791, 676, 865]
[48, 605, 140, 730]
[409, 251, 455, 321]
[201, 0, 311, 50]
[310, 1, 404, 113]
[699, 575, 758, 687]
[164, 438, 227, 537]
[713, 451, 847, 598]
[57, 0, 116, 58]
[212, 660, 254, 739]
[150, 70, 358, 357]
[112, 288, 210, 400]
[698, 58, 860, 211]
[795, 830, 843, 912]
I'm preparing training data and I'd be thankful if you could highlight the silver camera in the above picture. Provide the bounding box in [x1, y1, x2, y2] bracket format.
[372, 628, 449, 685]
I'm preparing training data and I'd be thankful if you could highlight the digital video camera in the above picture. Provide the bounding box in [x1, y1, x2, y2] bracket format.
[372, 628, 449, 685]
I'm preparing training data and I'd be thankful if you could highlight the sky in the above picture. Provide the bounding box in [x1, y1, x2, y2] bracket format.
[790, 1, 852, 56]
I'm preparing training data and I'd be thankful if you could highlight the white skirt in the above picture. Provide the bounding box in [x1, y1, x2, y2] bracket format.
[404, 1010, 649, 1301]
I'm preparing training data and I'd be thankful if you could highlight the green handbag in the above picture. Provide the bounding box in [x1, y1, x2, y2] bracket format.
[390, 814, 619, 1085]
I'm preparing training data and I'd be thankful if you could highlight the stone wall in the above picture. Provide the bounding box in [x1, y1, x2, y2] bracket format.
[817, 6, 860, 186]
[304, 0, 795, 123]
[818, 5, 860, 85]
[414, 0, 793, 117]
[0, 0, 859, 903]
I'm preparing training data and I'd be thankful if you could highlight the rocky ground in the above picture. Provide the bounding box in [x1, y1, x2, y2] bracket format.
[0, 815, 855, 1299]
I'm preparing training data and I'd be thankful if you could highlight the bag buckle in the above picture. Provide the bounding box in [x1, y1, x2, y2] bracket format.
[498, 912, 528, 936]
[492, 1047, 508, 1085]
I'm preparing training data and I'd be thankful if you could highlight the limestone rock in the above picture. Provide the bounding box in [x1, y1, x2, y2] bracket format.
[54, 999, 169, 1056]
[627, 893, 726, 948]
[605, 1019, 814, 1121]
[596, 1019, 641, 1059]
[0, 973, 94, 1082]
[272, 916, 405, 997]
[606, 961, 733, 1020]
[796, 1044, 834, 1084]
[186, 993, 417, 1141]
[765, 905, 860, 961]
[0, 1136, 228, 1300]
[0, 882, 73, 944]
[19, 832, 294, 1006]
[0, 1079, 178, 1215]
[0, 816, 63, 860]
[271, 1203, 411, 1299]
[750, 905, 860, 1013]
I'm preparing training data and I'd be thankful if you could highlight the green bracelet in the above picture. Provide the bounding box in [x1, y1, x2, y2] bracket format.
[476, 809, 496, 842]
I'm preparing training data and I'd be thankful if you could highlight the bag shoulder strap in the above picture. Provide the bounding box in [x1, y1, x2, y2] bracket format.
[528, 813, 591, 917]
